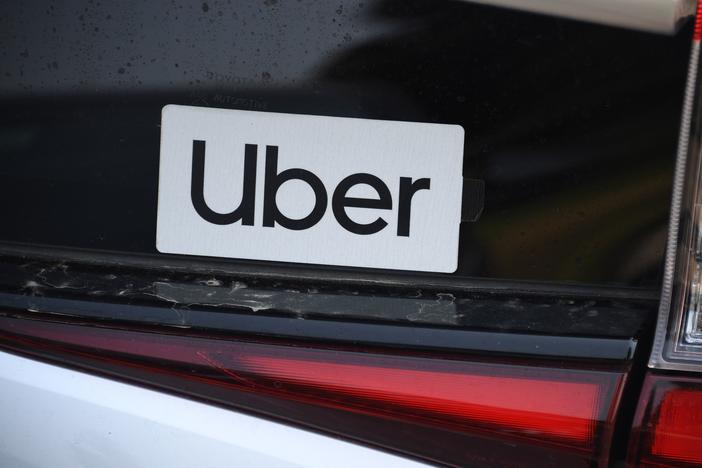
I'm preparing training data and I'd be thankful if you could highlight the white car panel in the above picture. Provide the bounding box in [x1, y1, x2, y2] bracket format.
[0, 350, 426, 468]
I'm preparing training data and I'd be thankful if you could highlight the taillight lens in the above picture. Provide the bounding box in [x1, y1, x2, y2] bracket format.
[650, 2, 702, 371]
[628, 374, 702, 467]
[0, 314, 627, 466]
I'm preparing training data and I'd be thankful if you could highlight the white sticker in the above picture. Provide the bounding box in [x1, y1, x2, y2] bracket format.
[157, 105, 464, 273]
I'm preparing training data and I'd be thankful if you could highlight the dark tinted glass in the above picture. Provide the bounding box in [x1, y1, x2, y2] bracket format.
[0, 0, 692, 288]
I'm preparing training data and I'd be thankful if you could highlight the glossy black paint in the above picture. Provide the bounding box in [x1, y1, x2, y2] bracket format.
[0, 0, 692, 288]
[0, 297, 638, 361]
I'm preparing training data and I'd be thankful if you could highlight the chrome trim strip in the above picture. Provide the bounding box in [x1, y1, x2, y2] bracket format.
[466, 0, 695, 34]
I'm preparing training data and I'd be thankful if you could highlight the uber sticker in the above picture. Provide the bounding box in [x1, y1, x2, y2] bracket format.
[156, 105, 465, 273]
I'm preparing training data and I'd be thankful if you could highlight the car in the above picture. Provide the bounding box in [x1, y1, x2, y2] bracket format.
[1, 0, 701, 466]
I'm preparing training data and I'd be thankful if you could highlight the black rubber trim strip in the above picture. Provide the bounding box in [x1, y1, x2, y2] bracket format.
[0, 242, 660, 301]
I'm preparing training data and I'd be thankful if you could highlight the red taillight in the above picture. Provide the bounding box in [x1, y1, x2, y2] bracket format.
[241, 354, 602, 445]
[652, 389, 702, 463]
[629, 374, 702, 467]
[0, 314, 627, 466]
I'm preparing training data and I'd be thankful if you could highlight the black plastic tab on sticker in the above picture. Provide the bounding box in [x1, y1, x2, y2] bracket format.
[461, 178, 485, 222]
